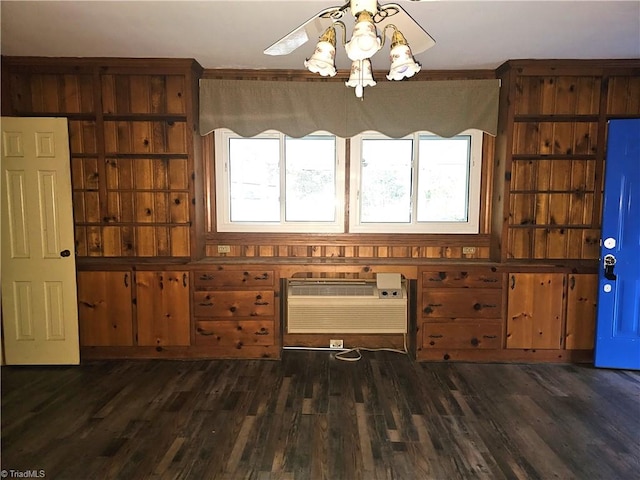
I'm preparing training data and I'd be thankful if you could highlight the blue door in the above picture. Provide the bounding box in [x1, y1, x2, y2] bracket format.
[595, 119, 640, 370]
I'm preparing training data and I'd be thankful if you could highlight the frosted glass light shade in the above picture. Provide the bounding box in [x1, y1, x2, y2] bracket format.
[386, 30, 421, 80]
[345, 59, 376, 98]
[305, 26, 337, 77]
[345, 11, 381, 61]
[387, 43, 421, 80]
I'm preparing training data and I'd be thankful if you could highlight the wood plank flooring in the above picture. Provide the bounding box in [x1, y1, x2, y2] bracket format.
[2, 351, 639, 479]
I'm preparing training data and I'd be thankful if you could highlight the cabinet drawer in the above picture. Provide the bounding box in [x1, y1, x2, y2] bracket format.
[195, 320, 274, 347]
[194, 269, 274, 289]
[422, 321, 502, 349]
[422, 289, 502, 318]
[421, 270, 502, 288]
[193, 291, 275, 317]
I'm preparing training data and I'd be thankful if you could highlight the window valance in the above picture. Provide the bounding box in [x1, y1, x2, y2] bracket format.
[199, 78, 500, 139]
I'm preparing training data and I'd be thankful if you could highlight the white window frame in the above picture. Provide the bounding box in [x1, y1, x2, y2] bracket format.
[349, 129, 483, 234]
[214, 129, 346, 233]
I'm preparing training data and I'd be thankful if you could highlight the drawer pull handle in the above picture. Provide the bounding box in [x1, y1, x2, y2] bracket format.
[197, 328, 214, 336]
[124, 273, 129, 288]
[254, 301, 269, 306]
[255, 328, 269, 336]
[483, 335, 498, 339]
[199, 302, 214, 307]
[183, 273, 187, 287]
[482, 278, 499, 283]
[427, 303, 443, 307]
[254, 273, 270, 281]
[80, 301, 96, 309]
[428, 334, 443, 338]
[199, 274, 215, 281]
[474, 303, 497, 310]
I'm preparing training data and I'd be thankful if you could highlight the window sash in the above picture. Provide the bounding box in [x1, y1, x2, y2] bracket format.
[214, 129, 345, 233]
[349, 130, 483, 234]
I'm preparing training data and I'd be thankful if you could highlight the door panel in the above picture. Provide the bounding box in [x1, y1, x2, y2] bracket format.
[1, 117, 79, 364]
[595, 119, 640, 369]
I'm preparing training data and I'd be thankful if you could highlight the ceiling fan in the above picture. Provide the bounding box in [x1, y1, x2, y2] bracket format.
[264, 0, 435, 97]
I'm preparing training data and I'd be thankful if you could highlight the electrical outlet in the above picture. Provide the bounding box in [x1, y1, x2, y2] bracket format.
[217, 245, 231, 254]
[462, 246, 476, 255]
[329, 339, 344, 349]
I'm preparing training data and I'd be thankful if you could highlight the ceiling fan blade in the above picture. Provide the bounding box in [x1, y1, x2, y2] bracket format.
[264, 6, 343, 56]
[377, 3, 435, 55]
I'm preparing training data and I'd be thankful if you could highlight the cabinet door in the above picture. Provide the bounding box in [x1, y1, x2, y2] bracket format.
[566, 274, 597, 349]
[507, 273, 564, 349]
[136, 271, 190, 346]
[77, 271, 133, 346]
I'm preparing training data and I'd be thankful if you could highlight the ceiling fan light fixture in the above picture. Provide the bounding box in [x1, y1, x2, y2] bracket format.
[289, 0, 434, 98]
[304, 26, 338, 77]
[386, 29, 421, 81]
[344, 11, 381, 61]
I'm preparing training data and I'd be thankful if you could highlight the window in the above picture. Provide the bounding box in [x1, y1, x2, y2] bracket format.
[214, 129, 482, 234]
[214, 129, 345, 232]
[349, 130, 483, 233]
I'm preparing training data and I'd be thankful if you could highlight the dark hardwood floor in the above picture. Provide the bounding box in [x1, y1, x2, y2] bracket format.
[2, 351, 639, 479]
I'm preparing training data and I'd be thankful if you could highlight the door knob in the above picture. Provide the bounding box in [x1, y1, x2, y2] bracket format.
[60, 249, 71, 257]
[603, 254, 616, 280]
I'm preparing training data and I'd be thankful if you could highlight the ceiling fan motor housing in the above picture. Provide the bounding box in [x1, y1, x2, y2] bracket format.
[350, 0, 379, 16]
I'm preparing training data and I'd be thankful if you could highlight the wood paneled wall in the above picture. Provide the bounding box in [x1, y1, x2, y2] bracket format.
[1, 57, 204, 260]
[2, 58, 639, 265]
[492, 60, 640, 263]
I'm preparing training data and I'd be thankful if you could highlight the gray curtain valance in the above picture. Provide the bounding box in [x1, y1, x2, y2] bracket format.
[199, 78, 499, 138]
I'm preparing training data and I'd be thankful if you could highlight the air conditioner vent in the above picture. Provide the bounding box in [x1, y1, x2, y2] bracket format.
[289, 282, 374, 297]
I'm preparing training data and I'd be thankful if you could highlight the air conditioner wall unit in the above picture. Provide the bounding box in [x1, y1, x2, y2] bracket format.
[286, 279, 407, 334]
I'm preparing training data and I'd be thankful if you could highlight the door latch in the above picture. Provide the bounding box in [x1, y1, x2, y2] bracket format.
[603, 254, 617, 281]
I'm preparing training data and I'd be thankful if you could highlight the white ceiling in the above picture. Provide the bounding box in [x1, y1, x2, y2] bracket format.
[1, 0, 639, 72]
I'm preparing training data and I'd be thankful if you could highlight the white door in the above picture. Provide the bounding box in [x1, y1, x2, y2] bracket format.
[1, 117, 79, 365]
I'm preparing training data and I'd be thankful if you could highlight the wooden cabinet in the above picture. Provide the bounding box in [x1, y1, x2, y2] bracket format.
[418, 268, 504, 359]
[77, 271, 134, 346]
[192, 267, 279, 357]
[79, 269, 190, 348]
[136, 271, 190, 346]
[506, 273, 597, 350]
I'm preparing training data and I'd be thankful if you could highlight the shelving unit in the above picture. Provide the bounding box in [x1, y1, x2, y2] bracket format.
[2, 58, 203, 259]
